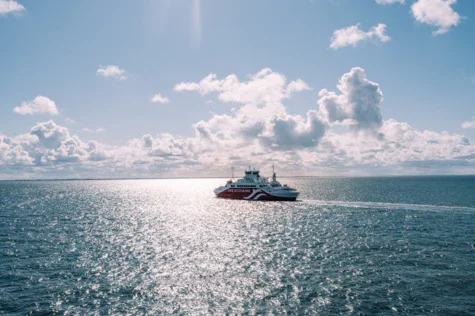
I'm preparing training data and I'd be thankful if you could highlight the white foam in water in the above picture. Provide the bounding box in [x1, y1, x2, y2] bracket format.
[16, 198, 40, 208]
[301, 199, 475, 213]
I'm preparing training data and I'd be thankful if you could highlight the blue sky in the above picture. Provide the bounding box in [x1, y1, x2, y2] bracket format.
[0, 0, 474, 179]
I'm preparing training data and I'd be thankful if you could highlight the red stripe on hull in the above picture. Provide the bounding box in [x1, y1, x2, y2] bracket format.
[216, 188, 297, 201]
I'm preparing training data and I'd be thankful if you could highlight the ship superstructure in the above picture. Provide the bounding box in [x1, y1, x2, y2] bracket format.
[214, 166, 299, 201]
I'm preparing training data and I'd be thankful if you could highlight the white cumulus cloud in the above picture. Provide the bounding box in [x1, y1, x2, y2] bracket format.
[461, 118, 475, 129]
[318, 67, 383, 130]
[13, 96, 59, 116]
[411, 0, 461, 35]
[176, 68, 324, 152]
[286, 79, 311, 94]
[96, 65, 127, 80]
[330, 23, 390, 50]
[0, 0, 24, 16]
[151, 93, 170, 104]
[174, 67, 311, 105]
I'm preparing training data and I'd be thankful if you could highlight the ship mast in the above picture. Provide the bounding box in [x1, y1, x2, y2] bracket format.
[231, 166, 235, 179]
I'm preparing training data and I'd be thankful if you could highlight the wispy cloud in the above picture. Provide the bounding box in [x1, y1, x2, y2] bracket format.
[191, 0, 201, 47]
[81, 128, 105, 133]
[96, 65, 127, 80]
[375, 0, 404, 5]
[330, 23, 390, 50]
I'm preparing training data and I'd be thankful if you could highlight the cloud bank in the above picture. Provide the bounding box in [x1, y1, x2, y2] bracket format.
[2, 68, 474, 179]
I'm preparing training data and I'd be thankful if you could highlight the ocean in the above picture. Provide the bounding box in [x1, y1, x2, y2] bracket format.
[1, 176, 474, 314]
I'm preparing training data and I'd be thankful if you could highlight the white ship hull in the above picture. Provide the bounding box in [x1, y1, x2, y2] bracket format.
[214, 167, 299, 201]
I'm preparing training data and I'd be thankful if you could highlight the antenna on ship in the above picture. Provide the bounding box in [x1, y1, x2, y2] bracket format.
[231, 166, 235, 179]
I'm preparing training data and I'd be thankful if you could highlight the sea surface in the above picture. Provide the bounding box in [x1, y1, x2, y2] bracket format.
[1, 176, 474, 315]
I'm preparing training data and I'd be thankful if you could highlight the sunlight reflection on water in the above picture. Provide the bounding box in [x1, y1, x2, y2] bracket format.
[1, 177, 474, 314]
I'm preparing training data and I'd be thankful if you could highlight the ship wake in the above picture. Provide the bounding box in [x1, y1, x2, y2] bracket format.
[301, 199, 475, 213]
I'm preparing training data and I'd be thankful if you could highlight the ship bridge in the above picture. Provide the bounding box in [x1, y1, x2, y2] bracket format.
[244, 169, 260, 177]
[232, 168, 264, 186]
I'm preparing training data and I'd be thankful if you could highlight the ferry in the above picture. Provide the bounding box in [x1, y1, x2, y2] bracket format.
[214, 166, 299, 201]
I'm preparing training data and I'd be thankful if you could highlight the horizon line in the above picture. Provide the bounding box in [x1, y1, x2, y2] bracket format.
[1, 174, 475, 182]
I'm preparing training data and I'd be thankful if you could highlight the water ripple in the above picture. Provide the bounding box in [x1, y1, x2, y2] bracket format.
[0, 178, 474, 314]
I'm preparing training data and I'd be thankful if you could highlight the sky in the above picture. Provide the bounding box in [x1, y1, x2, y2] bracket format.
[0, 0, 475, 179]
